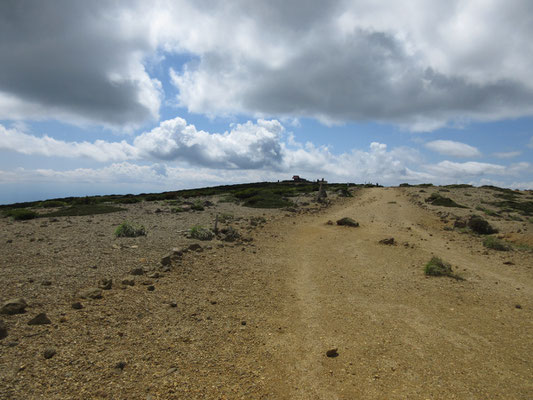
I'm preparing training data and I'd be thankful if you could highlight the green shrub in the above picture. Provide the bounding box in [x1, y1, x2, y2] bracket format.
[114, 197, 142, 204]
[218, 213, 234, 223]
[39, 200, 67, 208]
[189, 225, 214, 240]
[114, 221, 146, 237]
[424, 257, 462, 280]
[4, 208, 38, 220]
[171, 207, 185, 213]
[191, 201, 205, 211]
[336, 217, 359, 227]
[425, 193, 466, 208]
[483, 236, 511, 251]
[467, 215, 497, 234]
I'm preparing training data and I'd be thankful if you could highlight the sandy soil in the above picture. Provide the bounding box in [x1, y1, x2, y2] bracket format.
[1, 187, 532, 399]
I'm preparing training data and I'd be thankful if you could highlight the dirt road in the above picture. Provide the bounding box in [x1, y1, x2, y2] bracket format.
[257, 187, 532, 399]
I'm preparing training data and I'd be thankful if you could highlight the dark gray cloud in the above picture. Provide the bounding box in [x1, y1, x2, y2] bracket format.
[0, 0, 159, 128]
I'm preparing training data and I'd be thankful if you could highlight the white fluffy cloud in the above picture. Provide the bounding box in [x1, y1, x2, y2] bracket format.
[493, 151, 521, 159]
[425, 140, 481, 157]
[2, 1, 533, 131]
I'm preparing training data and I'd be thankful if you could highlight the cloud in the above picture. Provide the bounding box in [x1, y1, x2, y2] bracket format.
[529, 136, 533, 149]
[134, 118, 284, 169]
[425, 160, 529, 180]
[0, 1, 161, 130]
[425, 140, 481, 157]
[493, 151, 521, 159]
[166, 1, 533, 131]
[0, 125, 137, 162]
[2, 1, 533, 131]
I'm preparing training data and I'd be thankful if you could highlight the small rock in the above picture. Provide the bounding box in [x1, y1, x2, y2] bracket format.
[115, 361, 127, 370]
[336, 218, 359, 227]
[71, 302, 83, 310]
[326, 220, 334, 225]
[1, 298, 27, 315]
[169, 301, 177, 308]
[241, 321, 247, 326]
[166, 367, 178, 375]
[6, 239, 13, 244]
[129, 267, 144, 276]
[503, 261, 515, 265]
[147, 285, 155, 291]
[121, 279, 135, 286]
[379, 238, 395, 245]
[515, 304, 522, 309]
[41, 280, 52, 286]
[142, 280, 154, 285]
[98, 278, 112, 290]
[147, 272, 161, 279]
[188, 243, 202, 252]
[160, 255, 172, 266]
[43, 348, 56, 359]
[27, 313, 51, 325]
[0, 320, 7, 339]
[326, 348, 339, 358]
[78, 288, 103, 299]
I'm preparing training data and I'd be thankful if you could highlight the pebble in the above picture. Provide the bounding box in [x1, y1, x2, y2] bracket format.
[28, 313, 52, 325]
[130, 267, 144, 276]
[71, 302, 83, 310]
[1, 298, 27, 315]
[41, 280, 52, 286]
[98, 278, 113, 290]
[379, 237, 395, 245]
[147, 285, 155, 291]
[121, 279, 135, 286]
[326, 348, 339, 358]
[43, 348, 56, 359]
[115, 361, 127, 370]
[78, 288, 103, 299]
[169, 301, 177, 308]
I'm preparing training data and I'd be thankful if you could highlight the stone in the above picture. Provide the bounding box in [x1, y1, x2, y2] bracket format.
[129, 267, 144, 276]
[0, 320, 7, 339]
[43, 348, 56, 359]
[41, 280, 52, 286]
[160, 255, 172, 266]
[28, 313, 51, 325]
[78, 288, 103, 299]
[169, 301, 177, 308]
[147, 272, 161, 279]
[147, 285, 155, 291]
[1, 298, 27, 315]
[326, 348, 339, 358]
[188, 243, 202, 251]
[336, 218, 359, 227]
[71, 302, 83, 310]
[98, 278, 113, 290]
[115, 361, 127, 370]
[379, 238, 395, 245]
[453, 219, 467, 228]
[121, 279, 135, 286]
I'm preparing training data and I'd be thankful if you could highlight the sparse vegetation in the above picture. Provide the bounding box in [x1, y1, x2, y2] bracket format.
[44, 204, 125, 217]
[475, 206, 500, 217]
[189, 225, 214, 240]
[39, 200, 67, 208]
[425, 193, 467, 208]
[483, 236, 511, 251]
[191, 201, 205, 211]
[218, 213, 234, 223]
[114, 221, 146, 237]
[4, 208, 38, 220]
[336, 217, 359, 227]
[424, 257, 463, 280]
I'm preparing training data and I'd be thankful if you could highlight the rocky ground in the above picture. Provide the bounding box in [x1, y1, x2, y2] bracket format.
[1, 186, 532, 399]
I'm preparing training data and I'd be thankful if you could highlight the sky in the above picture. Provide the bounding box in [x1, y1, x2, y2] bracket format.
[0, 0, 532, 204]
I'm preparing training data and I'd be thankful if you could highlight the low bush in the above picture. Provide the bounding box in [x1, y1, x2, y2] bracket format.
[40, 200, 67, 208]
[44, 204, 125, 217]
[425, 193, 466, 208]
[4, 208, 38, 220]
[424, 257, 463, 280]
[114, 221, 146, 237]
[467, 215, 497, 234]
[483, 236, 511, 251]
[191, 201, 205, 211]
[336, 217, 359, 227]
[189, 225, 214, 241]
